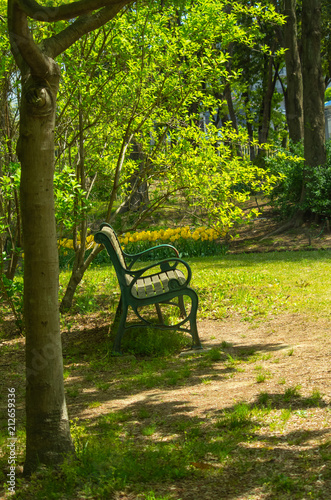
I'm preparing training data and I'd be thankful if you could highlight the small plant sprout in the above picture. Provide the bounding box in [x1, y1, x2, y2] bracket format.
[283, 385, 301, 402]
[137, 408, 151, 419]
[88, 401, 102, 409]
[141, 424, 157, 436]
[256, 372, 267, 383]
[205, 348, 222, 361]
[95, 381, 110, 391]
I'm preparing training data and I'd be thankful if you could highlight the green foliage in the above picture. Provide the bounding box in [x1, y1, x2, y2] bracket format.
[305, 140, 331, 217]
[265, 142, 305, 218]
[0, 0, 285, 313]
[121, 328, 190, 357]
[0, 162, 20, 208]
[0, 246, 24, 333]
[269, 473, 298, 493]
[204, 347, 222, 362]
[53, 0, 284, 248]
[0, 162, 21, 261]
[54, 167, 91, 232]
[266, 140, 331, 218]
[216, 402, 253, 429]
[281, 385, 302, 404]
[0, 270, 24, 331]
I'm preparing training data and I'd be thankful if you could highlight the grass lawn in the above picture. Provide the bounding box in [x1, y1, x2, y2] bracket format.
[0, 249, 330, 499]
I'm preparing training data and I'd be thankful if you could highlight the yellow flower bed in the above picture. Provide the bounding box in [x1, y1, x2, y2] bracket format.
[118, 226, 222, 246]
[58, 234, 95, 251]
[57, 226, 227, 262]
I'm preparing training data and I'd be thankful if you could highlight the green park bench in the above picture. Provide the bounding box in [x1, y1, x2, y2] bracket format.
[94, 223, 202, 354]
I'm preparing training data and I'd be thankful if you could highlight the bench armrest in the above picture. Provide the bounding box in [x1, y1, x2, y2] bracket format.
[124, 244, 179, 270]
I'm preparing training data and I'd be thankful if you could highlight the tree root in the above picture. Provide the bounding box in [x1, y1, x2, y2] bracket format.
[259, 218, 297, 241]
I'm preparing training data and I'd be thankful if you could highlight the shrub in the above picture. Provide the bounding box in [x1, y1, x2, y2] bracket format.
[266, 140, 331, 219]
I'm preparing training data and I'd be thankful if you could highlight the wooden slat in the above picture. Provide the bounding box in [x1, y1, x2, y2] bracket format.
[167, 270, 177, 281]
[161, 273, 169, 292]
[102, 226, 126, 268]
[144, 277, 155, 298]
[151, 274, 164, 295]
[131, 269, 185, 299]
[174, 269, 186, 284]
[136, 279, 146, 298]
[131, 281, 139, 298]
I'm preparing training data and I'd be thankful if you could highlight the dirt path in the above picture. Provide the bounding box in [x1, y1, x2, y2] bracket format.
[73, 314, 331, 500]
[80, 314, 331, 422]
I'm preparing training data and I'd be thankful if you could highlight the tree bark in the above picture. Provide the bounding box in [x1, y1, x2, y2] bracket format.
[302, 0, 326, 169]
[118, 139, 149, 214]
[295, 0, 325, 225]
[18, 66, 75, 475]
[283, 0, 304, 144]
[258, 52, 277, 147]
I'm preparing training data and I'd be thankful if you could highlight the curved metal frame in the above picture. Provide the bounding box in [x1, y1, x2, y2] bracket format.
[94, 223, 202, 354]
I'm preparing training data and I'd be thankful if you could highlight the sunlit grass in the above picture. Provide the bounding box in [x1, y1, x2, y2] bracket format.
[59, 249, 331, 321]
[191, 250, 331, 320]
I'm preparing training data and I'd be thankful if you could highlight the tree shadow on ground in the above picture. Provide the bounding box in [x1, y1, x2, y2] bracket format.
[1, 319, 330, 500]
[59, 321, 297, 417]
[71, 391, 331, 500]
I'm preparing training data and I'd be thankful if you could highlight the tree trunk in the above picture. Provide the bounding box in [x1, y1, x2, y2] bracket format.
[293, 0, 326, 226]
[18, 67, 74, 475]
[283, 0, 304, 144]
[223, 83, 238, 134]
[258, 50, 277, 149]
[302, 0, 326, 169]
[118, 140, 149, 214]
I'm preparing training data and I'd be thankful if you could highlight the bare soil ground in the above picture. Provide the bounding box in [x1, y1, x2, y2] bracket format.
[61, 312, 331, 500]
[227, 203, 331, 254]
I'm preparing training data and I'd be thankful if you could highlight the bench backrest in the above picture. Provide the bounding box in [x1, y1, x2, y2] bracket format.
[94, 224, 129, 288]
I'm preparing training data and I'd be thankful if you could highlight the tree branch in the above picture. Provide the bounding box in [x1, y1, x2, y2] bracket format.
[8, 0, 132, 74]
[8, 0, 50, 74]
[43, 1, 129, 58]
[16, 0, 130, 22]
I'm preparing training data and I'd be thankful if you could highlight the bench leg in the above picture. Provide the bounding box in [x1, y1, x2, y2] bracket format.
[178, 296, 186, 317]
[114, 296, 122, 321]
[111, 296, 122, 335]
[187, 291, 202, 349]
[155, 299, 185, 322]
[113, 303, 128, 354]
[155, 303, 164, 323]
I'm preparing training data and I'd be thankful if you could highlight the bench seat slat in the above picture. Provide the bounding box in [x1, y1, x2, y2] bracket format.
[135, 280, 146, 298]
[174, 269, 186, 284]
[144, 277, 155, 298]
[131, 269, 186, 298]
[151, 274, 164, 295]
